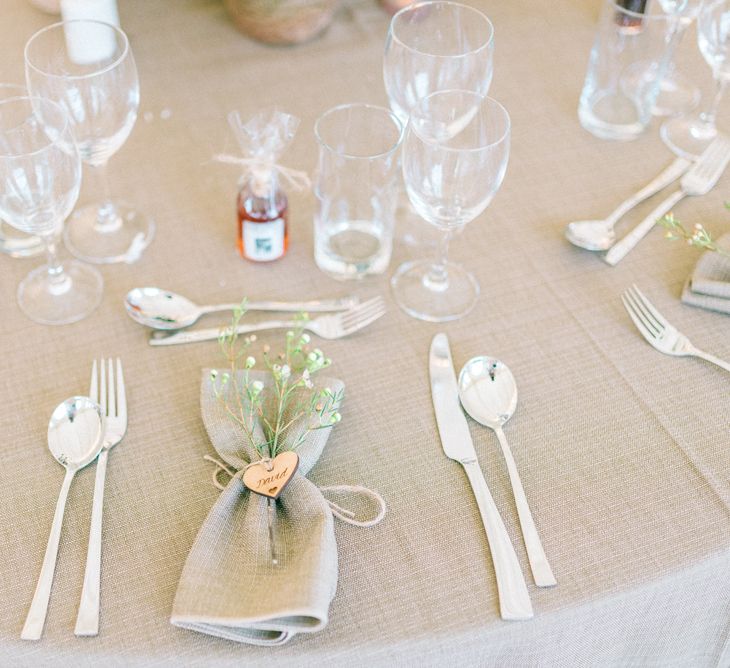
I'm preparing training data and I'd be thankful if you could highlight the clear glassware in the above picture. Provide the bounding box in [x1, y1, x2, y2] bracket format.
[313, 103, 404, 279]
[662, 0, 730, 158]
[0, 96, 103, 324]
[383, 0, 494, 247]
[652, 0, 704, 117]
[391, 91, 510, 322]
[24, 20, 153, 264]
[0, 83, 44, 258]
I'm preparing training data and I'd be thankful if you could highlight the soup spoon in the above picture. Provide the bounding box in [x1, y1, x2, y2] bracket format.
[458, 357, 557, 588]
[21, 396, 105, 641]
[124, 287, 359, 330]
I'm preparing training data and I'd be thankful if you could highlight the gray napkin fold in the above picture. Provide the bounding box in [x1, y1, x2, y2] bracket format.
[680, 233, 730, 314]
[171, 370, 344, 646]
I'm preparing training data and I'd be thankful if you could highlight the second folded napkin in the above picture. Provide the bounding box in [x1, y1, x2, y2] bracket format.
[681, 233, 730, 314]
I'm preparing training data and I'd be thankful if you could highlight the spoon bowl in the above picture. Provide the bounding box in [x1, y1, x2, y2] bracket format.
[565, 219, 615, 251]
[458, 356, 517, 428]
[125, 287, 201, 330]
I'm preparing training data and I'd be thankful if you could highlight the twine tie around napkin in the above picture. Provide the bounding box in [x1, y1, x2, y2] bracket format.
[171, 370, 385, 646]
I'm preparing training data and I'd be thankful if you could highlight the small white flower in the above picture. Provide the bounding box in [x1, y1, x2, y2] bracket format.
[281, 364, 291, 380]
[250, 334, 257, 342]
[251, 380, 264, 393]
[245, 356, 255, 369]
[301, 333, 311, 344]
[301, 369, 313, 389]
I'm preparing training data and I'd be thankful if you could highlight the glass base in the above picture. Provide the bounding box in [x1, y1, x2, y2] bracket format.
[652, 71, 700, 117]
[660, 114, 717, 160]
[0, 221, 44, 258]
[64, 201, 155, 264]
[390, 259, 479, 322]
[18, 260, 103, 325]
[578, 91, 646, 141]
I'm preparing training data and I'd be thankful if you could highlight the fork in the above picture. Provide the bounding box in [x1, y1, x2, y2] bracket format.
[604, 135, 730, 266]
[74, 359, 127, 636]
[149, 296, 387, 346]
[622, 285, 730, 372]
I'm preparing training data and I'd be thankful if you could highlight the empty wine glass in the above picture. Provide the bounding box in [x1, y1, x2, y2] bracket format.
[0, 96, 103, 324]
[661, 0, 730, 158]
[25, 20, 153, 264]
[391, 91, 510, 322]
[383, 0, 494, 247]
[0, 83, 44, 258]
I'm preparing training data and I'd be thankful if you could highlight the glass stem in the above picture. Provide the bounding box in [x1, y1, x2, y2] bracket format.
[424, 227, 453, 293]
[699, 77, 728, 128]
[43, 232, 72, 296]
[92, 161, 122, 233]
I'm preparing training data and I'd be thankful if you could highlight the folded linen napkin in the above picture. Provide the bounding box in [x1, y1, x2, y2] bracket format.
[171, 370, 345, 646]
[681, 233, 730, 314]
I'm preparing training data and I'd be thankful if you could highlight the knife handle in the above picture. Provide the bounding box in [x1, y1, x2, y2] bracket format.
[462, 460, 534, 621]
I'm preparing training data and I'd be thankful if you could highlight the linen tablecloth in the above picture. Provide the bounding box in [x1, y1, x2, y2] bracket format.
[1, 1, 729, 666]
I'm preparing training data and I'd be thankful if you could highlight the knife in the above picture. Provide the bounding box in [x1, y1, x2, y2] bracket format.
[429, 333, 533, 621]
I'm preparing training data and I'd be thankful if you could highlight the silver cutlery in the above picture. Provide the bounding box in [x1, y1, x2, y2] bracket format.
[125, 287, 360, 330]
[75, 359, 128, 636]
[430, 333, 533, 621]
[604, 135, 730, 265]
[458, 356, 557, 588]
[565, 157, 692, 251]
[21, 397, 105, 641]
[622, 285, 730, 372]
[149, 296, 386, 346]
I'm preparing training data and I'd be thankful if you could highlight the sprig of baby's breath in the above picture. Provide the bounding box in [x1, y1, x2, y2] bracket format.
[210, 301, 343, 459]
[659, 204, 730, 258]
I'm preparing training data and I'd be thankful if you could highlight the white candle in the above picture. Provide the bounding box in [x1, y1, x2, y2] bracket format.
[61, 0, 121, 65]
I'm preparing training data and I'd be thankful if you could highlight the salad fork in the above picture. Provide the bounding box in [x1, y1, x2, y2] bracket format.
[622, 285, 730, 372]
[75, 359, 127, 636]
[149, 296, 387, 345]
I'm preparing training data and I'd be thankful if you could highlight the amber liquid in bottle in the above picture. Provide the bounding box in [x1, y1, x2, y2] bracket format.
[236, 178, 289, 262]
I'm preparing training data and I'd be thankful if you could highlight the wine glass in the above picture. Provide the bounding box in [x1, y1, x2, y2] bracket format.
[391, 91, 510, 322]
[25, 20, 153, 264]
[0, 83, 44, 258]
[383, 1, 494, 247]
[661, 0, 730, 158]
[0, 96, 103, 324]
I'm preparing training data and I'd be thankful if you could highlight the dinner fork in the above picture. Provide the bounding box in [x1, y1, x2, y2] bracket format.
[74, 359, 127, 636]
[149, 296, 387, 346]
[622, 285, 730, 372]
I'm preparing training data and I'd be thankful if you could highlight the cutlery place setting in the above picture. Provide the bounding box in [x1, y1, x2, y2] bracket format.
[124, 287, 387, 345]
[22, 359, 127, 640]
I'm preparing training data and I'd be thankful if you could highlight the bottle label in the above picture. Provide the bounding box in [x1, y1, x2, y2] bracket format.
[243, 217, 285, 261]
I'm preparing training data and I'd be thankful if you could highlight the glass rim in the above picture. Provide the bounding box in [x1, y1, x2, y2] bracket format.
[389, 0, 495, 59]
[314, 102, 405, 160]
[24, 20, 131, 81]
[408, 90, 510, 153]
[0, 95, 73, 159]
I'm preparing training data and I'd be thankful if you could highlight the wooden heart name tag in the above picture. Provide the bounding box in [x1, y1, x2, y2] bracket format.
[242, 451, 299, 500]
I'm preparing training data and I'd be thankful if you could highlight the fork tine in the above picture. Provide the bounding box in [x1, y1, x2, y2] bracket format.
[107, 358, 116, 419]
[100, 358, 107, 415]
[631, 284, 669, 329]
[89, 360, 99, 404]
[621, 294, 655, 343]
[116, 358, 127, 424]
[342, 298, 384, 327]
[625, 288, 661, 336]
[342, 304, 386, 335]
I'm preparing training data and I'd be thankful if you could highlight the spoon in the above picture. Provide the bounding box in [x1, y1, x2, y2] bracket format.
[124, 287, 359, 330]
[21, 396, 105, 641]
[458, 357, 557, 588]
[565, 156, 692, 251]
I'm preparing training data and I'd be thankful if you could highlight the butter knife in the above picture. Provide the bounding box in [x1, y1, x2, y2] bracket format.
[429, 333, 533, 621]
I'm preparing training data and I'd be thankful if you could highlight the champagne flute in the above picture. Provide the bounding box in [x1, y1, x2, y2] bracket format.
[661, 0, 730, 158]
[0, 83, 44, 258]
[0, 96, 103, 324]
[392, 91, 510, 322]
[383, 0, 494, 247]
[25, 20, 153, 264]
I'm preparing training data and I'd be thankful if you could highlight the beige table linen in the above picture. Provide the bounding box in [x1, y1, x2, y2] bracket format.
[1, 1, 729, 666]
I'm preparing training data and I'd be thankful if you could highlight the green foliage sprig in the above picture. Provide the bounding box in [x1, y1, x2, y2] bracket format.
[659, 203, 730, 258]
[210, 301, 343, 459]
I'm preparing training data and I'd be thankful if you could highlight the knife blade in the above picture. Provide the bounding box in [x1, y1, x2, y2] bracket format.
[429, 333, 533, 621]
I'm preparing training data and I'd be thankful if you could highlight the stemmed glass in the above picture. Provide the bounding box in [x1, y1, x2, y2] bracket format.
[25, 20, 153, 264]
[661, 0, 730, 158]
[383, 0, 494, 246]
[0, 96, 103, 324]
[391, 91, 510, 322]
